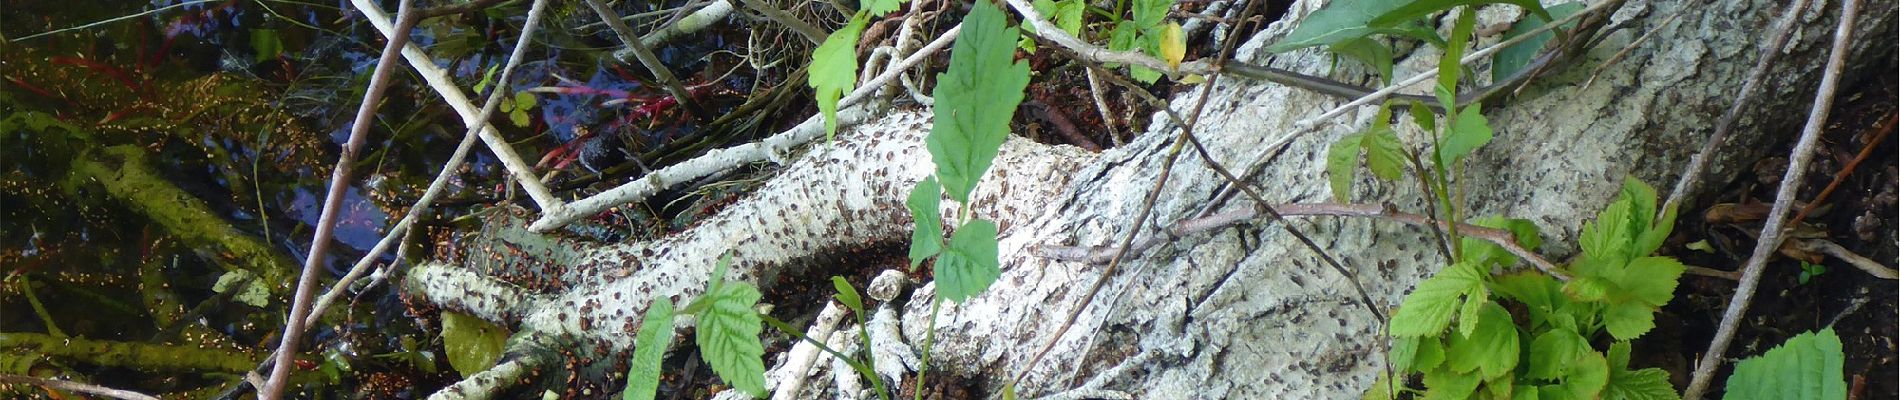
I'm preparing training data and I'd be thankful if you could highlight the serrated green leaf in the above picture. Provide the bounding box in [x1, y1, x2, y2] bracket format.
[1456, 289, 1488, 337]
[1265, 0, 1410, 52]
[1723, 328, 1845, 400]
[811, 17, 867, 141]
[1436, 105, 1493, 167]
[865, 0, 907, 17]
[509, 109, 530, 127]
[696, 281, 767, 397]
[1601, 301, 1656, 341]
[1327, 132, 1368, 202]
[1368, 0, 1552, 29]
[1132, 0, 1171, 27]
[1391, 262, 1486, 336]
[1364, 127, 1407, 180]
[1562, 276, 1611, 302]
[831, 276, 864, 314]
[1526, 328, 1590, 379]
[1492, 2, 1584, 83]
[1329, 37, 1395, 83]
[1423, 367, 1483, 400]
[928, 0, 1030, 201]
[515, 91, 536, 108]
[1580, 195, 1634, 264]
[624, 299, 676, 400]
[1463, 216, 1540, 268]
[907, 177, 944, 269]
[936, 219, 1001, 302]
[1614, 257, 1684, 307]
[1565, 349, 1609, 399]
[1446, 302, 1519, 379]
[1052, 0, 1086, 34]
[1485, 373, 1516, 399]
[442, 311, 510, 378]
[1410, 100, 1437, 129]
[1606, 368, 1677, 400]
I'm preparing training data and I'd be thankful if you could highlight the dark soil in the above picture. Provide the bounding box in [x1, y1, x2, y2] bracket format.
[1655, 73, 1896, 399]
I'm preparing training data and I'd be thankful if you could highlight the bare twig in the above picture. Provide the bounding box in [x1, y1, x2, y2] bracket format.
[263, 1, 415, 398]
[0, 374, 159, 400]
[1084, 68, 1122, 146]
[1662, 0, 1815, 219]
[735, 0, 827, 44]
[11, 0, 221, 41]
[527, 24, 964, 232]
[1681, 0, 1859, 396]
[350, 0, 565, 211]
[1788, 115, 1894, 226]
[1796, 239, 1898, 279]
[304, 0, 555, 329]
[583, 0, 712, 120]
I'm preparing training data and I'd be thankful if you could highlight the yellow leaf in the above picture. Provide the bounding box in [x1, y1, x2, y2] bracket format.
[1159, 22, 1186, 69]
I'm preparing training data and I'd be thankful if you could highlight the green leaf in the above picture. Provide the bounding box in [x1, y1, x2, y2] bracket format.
[1327, 132, 1368, 202]
[509, 109, 530, 127]
[515, 91, 537, 108]
[928, 0, 1030, 201]
[624, 299, 676, 400]
[1436, 104, 1492, 167]
[1364, 125, 1407, 180]
[1389, 335, 1421, 372]
[1456, 287, 1488, 338]
[1613, 256, 1684, 308]
[1492, 2, 1585, 83]
[696, 281, 767, 397]
[1462, 216, 1540, 268]
[250, 29, 284, 62]
[1580, 196, 1635, 265]
[1437, 7, 1477, 103]
[1423, 367, 1483, 400]
[1409, 100, 1437, 129]
[832, 276, 864, 314]
[865, 0, 907, 17]
[1562, 276, 1611, 302]
[1390, 262, 1486, 336]
[811, 16, 867, 141]
[936, 219, 1002, 302]
[1605, 342, 1680, 400]
[1565, 349, 1610, 400]
[1723, 328, 1846, 400]
[475, 64, 500, 93]
[1052, 0, 1087, 34]
[1265, 0, 1410, 52]
[1445, 302, 1519, 379]
[1601, 302, 1655, 341]
[442, 311, 510, 378]
[1368, 0, 1552, 29]
[907, 177, 945, 269]
[1329, 38, 1395, 83]
[1623, 179, 1676, 257]
[1526, 328, 1591, 379]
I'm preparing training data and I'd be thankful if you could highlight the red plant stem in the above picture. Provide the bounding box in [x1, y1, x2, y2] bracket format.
[1787, 115, 1894, 226]
[259, 0, 416, 398]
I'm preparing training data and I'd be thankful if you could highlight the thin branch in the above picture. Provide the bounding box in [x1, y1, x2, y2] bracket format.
[1682, 0, 1859, 396]
[527, 23, 964, 232]
[1662, 0, 1816, 218]
[350, 0, 566, 212]
[583, 0, 713, 120]
[1796, 239, 1897, 279]
[0, 374, 159, 400]
[1788, 115, 1894, 227]
[735, 0, 827, 44]
[11, 0, 221, 41]
[305, 0, 556, 329]
[1036, 202, 1569, 280]
[263, 1, 416, 397]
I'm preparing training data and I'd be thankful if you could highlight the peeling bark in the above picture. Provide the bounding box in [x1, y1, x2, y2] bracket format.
[402, 0, 1895, 396]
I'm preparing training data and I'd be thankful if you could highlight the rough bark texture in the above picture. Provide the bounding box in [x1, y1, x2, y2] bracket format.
[403, 0, 1895, 396]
